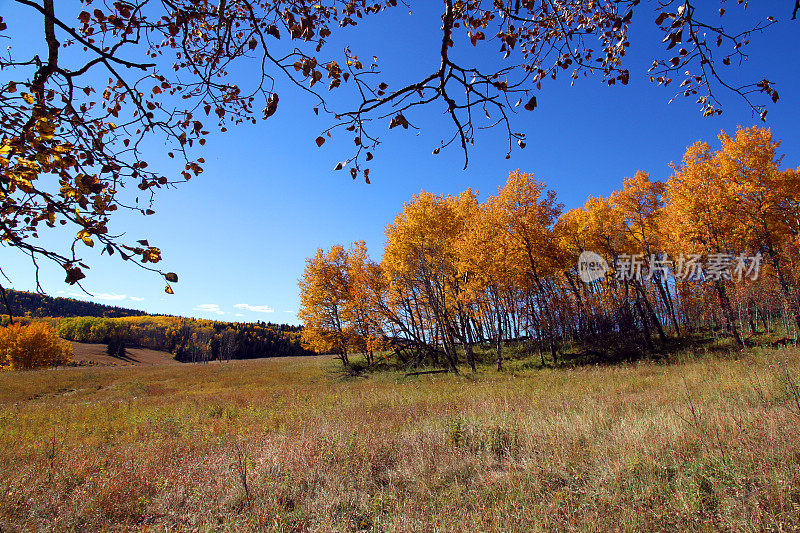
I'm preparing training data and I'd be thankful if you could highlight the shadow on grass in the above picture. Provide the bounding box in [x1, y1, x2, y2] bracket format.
[323, 327, 798, 377]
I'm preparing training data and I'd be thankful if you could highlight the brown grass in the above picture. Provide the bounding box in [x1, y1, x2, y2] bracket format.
[68, 342, 178, 367]
[1, 349, 799, 531]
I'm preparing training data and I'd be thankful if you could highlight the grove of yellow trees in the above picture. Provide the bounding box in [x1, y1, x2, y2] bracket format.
[0, 321, 71, 370]
[299, 127, 800, 370]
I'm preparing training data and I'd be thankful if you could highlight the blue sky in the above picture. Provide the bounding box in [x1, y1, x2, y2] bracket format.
[2, 1, 799, 324]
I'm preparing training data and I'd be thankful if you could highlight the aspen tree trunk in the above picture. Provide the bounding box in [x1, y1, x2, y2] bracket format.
[635, 298, 656, 353]
[462, 318, 476, 373]
[769, 253, 800, 332]
[489, 288, 504, 371]
[463, 340, 476, 372]
[495, 310, 503, 371]
[565, 272, 589, 337]
[655, 275, 681, 335]
[714, 279, 744, 346]
[633, 279, 667, 343]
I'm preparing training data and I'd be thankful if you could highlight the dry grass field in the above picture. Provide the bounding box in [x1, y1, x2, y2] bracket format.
[68, 342, 179, 367]
[1, 347, 800, 532]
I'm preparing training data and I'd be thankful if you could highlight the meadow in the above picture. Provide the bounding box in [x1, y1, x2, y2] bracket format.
[1, 346, 800, 532]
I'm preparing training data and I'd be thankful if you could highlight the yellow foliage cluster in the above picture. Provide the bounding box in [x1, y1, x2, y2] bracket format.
[0, 321, 72, 370]
[298, 242, 385, 365]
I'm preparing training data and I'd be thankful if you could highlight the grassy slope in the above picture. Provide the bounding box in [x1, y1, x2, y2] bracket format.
[68, 342, 178, 366]
[0, 350, 799, 532]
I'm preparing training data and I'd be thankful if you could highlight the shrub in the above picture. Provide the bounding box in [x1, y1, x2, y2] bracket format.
[0, 321, 72, 370]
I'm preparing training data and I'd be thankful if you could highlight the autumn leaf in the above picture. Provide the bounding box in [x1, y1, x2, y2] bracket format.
[64, 266, 86, 285]
[389, 114, 409, 129]
[263, 93, 279, 118]
[77, 230, 94, 247]
[36, 118, 55, 140]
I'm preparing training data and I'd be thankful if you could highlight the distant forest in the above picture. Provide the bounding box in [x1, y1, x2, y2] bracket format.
[2, 290, 312, 360]
[4, 289, 147, 318]
[56, 316, 312, 362]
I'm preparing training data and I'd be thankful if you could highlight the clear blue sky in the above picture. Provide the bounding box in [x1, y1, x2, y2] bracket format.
[2, 1, 799, 324]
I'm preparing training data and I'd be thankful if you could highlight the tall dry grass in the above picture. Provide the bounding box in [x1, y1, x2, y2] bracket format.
[1, 347, 799, 531]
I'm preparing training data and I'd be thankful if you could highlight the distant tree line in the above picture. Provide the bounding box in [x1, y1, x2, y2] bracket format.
[56, 316, 312, 362]
[3, 290, 147, 319]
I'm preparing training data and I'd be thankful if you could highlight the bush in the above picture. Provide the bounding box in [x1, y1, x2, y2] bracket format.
[0, 321, 72, 370]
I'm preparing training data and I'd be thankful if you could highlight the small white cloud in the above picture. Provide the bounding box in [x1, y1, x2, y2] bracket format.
[283, 310, 296, 314]
[56, 290, 84, 299]
[234, 303, 274, 314]
[235, 313, 245, 317]
[193, 303, 226, 315]
[94, 293, 127, 301]
[129, 296, 145, 302]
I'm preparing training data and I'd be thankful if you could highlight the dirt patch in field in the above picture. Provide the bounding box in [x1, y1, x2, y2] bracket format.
[68, 342, 178, 366]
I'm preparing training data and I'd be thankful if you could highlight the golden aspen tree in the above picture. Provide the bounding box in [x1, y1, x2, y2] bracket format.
[457, 198, 518, 370]
[299, 127, 799, 367]
[610, 172, 672, 341]
[715, 127, 800, 330]
[0, 321, 71, 370]
[489, 171, 562, 363]
[298, 245, 352, 364]
[383, 190, 478, 372]
[664, 140, 745, 345]
[343, 241, 387, 366]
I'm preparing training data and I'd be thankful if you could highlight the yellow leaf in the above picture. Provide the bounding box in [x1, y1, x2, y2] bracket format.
[77, 230, 94, 247]
[21, 93, 34, 105]
[36, 118, 55, 141]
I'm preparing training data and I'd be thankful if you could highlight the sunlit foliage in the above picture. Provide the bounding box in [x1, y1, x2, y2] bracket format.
[0, 321, 71, 370]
